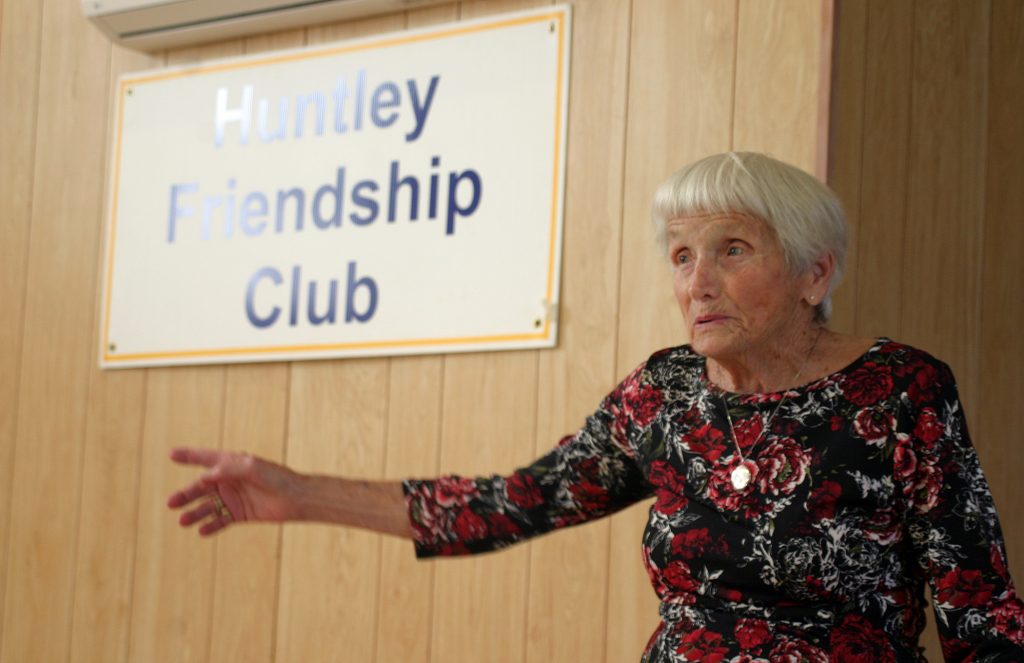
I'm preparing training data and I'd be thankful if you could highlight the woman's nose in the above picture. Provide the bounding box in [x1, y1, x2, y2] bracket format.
[688, 257, 719, 300]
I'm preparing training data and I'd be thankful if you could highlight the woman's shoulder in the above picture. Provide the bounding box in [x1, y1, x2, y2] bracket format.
[613, 344, 705, 394]
[830, 335, 959, 406]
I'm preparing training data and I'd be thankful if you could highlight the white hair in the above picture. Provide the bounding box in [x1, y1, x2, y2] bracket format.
[651, 151, 847, 322]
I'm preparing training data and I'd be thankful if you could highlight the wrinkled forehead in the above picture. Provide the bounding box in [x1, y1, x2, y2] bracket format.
[664, 210, 774, 240]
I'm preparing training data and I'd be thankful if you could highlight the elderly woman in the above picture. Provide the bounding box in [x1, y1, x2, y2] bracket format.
[169, 152, 1024, 661]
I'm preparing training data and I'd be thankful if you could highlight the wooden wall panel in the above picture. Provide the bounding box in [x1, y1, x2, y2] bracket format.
[823, 0, 864, 333]
[0, 0, 111, 661]
[979, 0, 1024, 594]
[524, 0, 629, 660]
[734, 0, 828, 173]
[128, 367, 226, 663]
[0, 0, 42, 642]
[853, 0, 914, 339]
[277, 359, 390, 661]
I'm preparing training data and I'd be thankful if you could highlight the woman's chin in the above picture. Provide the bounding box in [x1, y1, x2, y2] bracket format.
[689, 333, 738, 360]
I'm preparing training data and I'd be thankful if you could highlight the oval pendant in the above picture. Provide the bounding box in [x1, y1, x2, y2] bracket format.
[730, 464, 752, 491]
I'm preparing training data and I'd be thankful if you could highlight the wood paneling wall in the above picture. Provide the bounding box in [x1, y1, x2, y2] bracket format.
[829, 0, 1024, 658]
[5, 0, 962, 661]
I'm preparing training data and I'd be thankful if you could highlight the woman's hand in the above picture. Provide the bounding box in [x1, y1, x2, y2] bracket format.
[168, 448, 412, 539]
[167, 448, 300, 536]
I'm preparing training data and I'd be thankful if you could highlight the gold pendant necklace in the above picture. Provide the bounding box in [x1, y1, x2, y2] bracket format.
[718, 327, 823, 492]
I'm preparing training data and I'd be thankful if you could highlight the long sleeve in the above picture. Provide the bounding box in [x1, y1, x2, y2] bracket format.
[896, 360, 1024, 660]
[403, 363, 656, 558]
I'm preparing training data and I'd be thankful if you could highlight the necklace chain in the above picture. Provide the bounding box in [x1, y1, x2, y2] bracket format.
[717, 327, 824, 491]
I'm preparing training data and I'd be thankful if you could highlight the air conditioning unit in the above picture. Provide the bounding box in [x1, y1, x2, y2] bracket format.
[82, 0, 453, 51]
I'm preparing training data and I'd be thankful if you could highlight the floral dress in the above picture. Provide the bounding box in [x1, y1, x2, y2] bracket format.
[403, 339, 1024, 661]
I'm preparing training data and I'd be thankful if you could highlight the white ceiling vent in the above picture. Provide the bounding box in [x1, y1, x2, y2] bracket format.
[83, 0, 452, 51]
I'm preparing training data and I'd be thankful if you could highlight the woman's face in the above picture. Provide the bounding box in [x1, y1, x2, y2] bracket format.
[666, 211, 811, 362]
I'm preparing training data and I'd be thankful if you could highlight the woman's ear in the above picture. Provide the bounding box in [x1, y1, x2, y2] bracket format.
[804, 252, 835, 304]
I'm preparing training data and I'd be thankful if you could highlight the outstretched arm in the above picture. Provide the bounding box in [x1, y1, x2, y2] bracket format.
[167, 447, 411, 539]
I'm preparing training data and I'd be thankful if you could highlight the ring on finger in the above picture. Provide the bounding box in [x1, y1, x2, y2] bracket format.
[210, 493, 233, 523]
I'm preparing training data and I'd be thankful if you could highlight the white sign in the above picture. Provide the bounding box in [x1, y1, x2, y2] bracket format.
[100, 6, 571, 368]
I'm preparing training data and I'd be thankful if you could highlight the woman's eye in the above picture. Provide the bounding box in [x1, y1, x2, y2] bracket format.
[674, 252, 690, 265]
[726, 245, 744, 256]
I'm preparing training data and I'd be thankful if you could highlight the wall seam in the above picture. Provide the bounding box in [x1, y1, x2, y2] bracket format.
[122, 369, 153, 663]
[896, 0, 918, 341]
[63, 31, 117, 663]
[970, 0, 992, 402]
[728, 0, 740, 151]
[851, 0, 871, 335]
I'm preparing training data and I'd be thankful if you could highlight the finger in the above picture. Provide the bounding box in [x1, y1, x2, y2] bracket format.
[198, 514, 231, 537]
[167, 478, 216, 509]
[179, 500, 219, 527]
[169, 447, 223, 468]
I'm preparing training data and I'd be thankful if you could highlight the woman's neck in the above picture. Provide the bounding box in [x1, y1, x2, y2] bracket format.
[706, 325, 826, 394]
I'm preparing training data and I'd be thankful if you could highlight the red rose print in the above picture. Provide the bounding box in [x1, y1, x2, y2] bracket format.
[570, 479, 610, 513]
[828, 614, 896, 663]
[661, 560, 699, 596]
[853, 406, 894, 446]
[734, 618, 771, 649]
[991, 543, 1009, 579]
[434, 475, 479, 507]
[486, 512, 520, 539]
[768, 637, 828, 663]
[911, 462, 942, 514]
[806, 480, 842, 520]
[677, 628, 728, 663]
[434, 541, 470, 555]
[452, 507, 488, 541]
[991, 591, 1024, 645]
[653, 488, 688, 514]
[862, 507, 901, 546]
[624, 381, 664, 428]
[671, 528, 712, 560]
[686, 423, 729, 462]
[935, 568, 994, 608]
[907, 363, 939, 404]
[732, 415, 765, 451]
[893, 435, 917, 485]
[648, 461, 687, 513]
[841, 363, 894, 407]
[913, 407, 944, 445]
[648, 460, 684, 490]
[506, 472, 543, 509]
[755, 437, 809, 496]
[706, 462, 747, 512]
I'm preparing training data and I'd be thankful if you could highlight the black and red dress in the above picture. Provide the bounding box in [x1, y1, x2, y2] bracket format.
[404, 339, 1024, 661]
